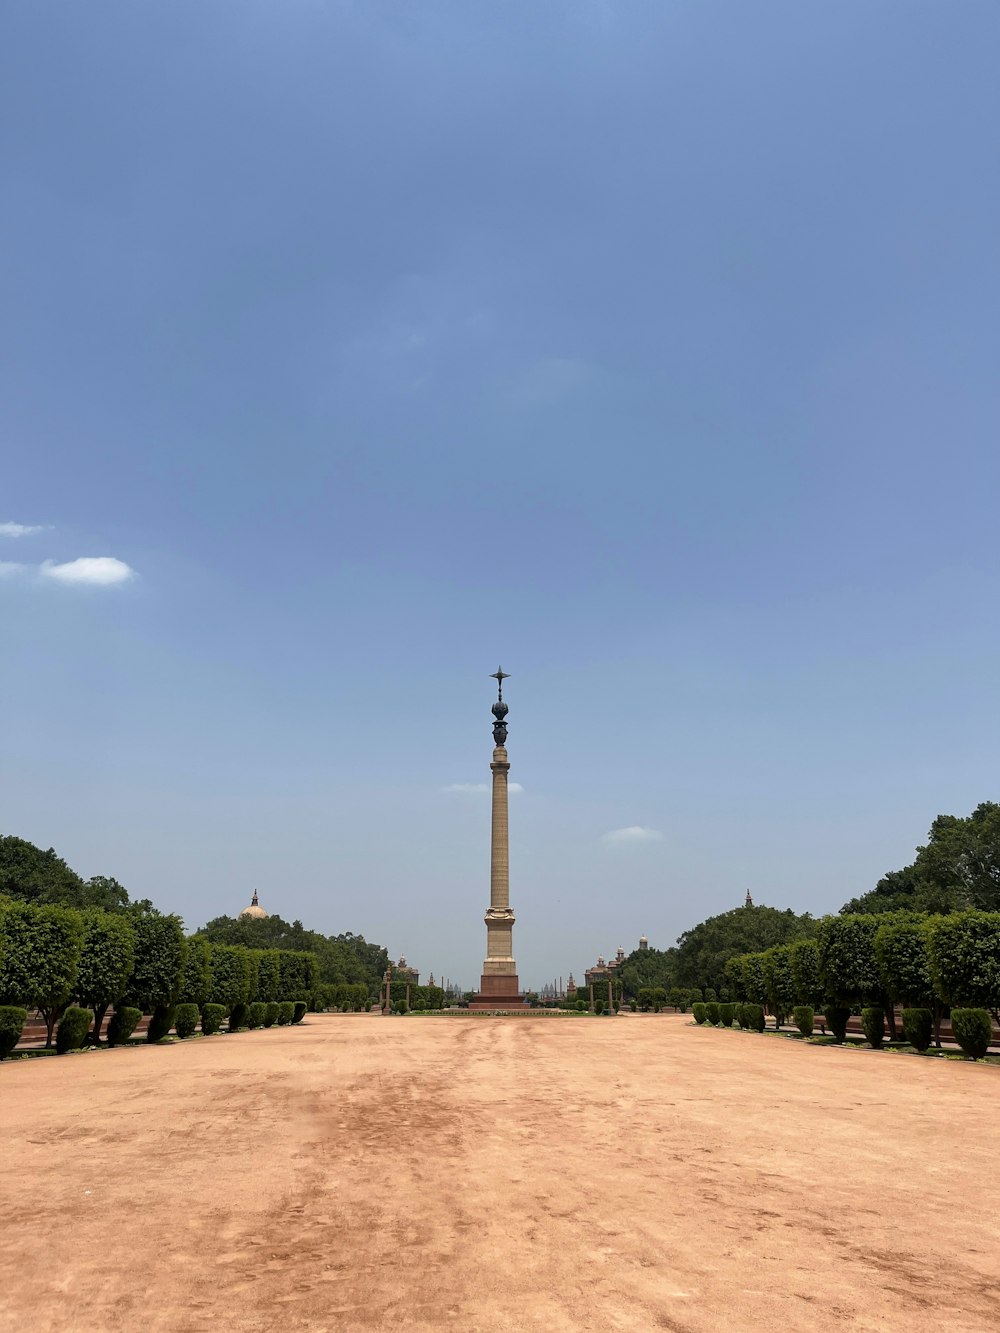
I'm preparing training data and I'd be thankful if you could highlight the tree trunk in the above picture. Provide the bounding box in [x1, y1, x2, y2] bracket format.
[884, 1002, 897, 1042]
[92, 1004, 109, 1045]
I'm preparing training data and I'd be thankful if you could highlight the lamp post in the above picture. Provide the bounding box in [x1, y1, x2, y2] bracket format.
[383, 964, 392, 1015]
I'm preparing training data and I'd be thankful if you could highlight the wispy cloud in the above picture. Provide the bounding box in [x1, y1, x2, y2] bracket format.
[0, 561, 27, 577]
[601, 826, 663, 845]
[40, 557, 136, 586]
[0, 521, 47, 538]
[443, 781, 524, 795]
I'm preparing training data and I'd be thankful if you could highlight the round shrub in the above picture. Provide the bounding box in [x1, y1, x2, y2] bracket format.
[56, 1006, 93, 1053]
[276, 1001, 295, 1026]
[200, 1003, 226, 1035]
[902, 1007, 932, 1053]
[147, 1005, 176, 1042]
[745, 1004, 766, 1033]
[174, 1002, 200, 1039]
[824, 1006, 851, 1044]
[629, 999, 637, 1012]
[691, 1002, 707, 1024]
[595, 999, 605, 1015]
[861, 1007, 884, 1049]
[951, 1008, 993, 1060]
[247, 1001, 266, 1029]
[0, 1006, 27, 1059]
[263, 1002, 279, 1028]
[718, 1003, 734, 1027]
[292, 1001, 308, 1024]
[229, 1002, 249, 1031]
[705, 1001, 720, 1026]
[792, 1006, 814, 1038]
[107, 1006, 141, 1046]
[364, 1001, 372, 1013]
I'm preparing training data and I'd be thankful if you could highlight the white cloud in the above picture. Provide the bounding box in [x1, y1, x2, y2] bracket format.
[443, 781, 525, 795]
[40, 557, 136, 586]
[0, 522, 46, 538]
[601, 826, 663, 845]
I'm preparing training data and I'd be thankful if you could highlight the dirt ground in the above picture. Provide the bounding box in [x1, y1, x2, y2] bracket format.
[2, 1014, 998, 1333]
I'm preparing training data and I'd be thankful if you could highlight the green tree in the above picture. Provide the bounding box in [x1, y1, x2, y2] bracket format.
[75, 910, 136, 1043]
[0, 900, 85, 1045]
[789, 937, 824, 1008]
[673, 905, 815, 995]
[123, 915, 187, 1012]
[615, 947, 676, 1000]
[762, 945, 796, 1028]
[0, 837, 134, 912]
[255, 950, 281, 1002]
[873, 913, 941, 1047]
[178, 937, 212, 1008]
[843, 802, 1000, 916]
[817, 914, 893, 1034]
[926, 911, 1000, 1020]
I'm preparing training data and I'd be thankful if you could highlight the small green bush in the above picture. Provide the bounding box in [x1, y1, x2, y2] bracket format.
[951, 1008, 993, 1060]
[705, 1001, 720, 1026]
[792, 1005, 814, 1037]
[56, 1006, 93, 1053]
[691, 1002, 707, 1024]
[263, 1002, 279, 1028]
[902, 1007, 932, 1052]
[703, 987, 717, 1003]
[732, 1003, 745, 1028]
[174, 1002, 200, 1039]
[247, 1002, 266, 1029]
[824, 1006, 851, 1044]
[292, 1001, 307, 1024]
[147, 1005, 176, 1042]
[276, 1001, 295, 1025]
[629, 999, 637, 1012]
[364, 1001, 372, 1013]
[229, 1002, 249, 1031]
[595, 999, 605, 1015]
[745, 1004, 766, 1033]
[718, 1003, 734, 1027]
[200, 1003, 226, 1035]
[107, 1006, 141, 1046]
[0, 1006, 27, 1059]
[861, 1007, 884, 1049]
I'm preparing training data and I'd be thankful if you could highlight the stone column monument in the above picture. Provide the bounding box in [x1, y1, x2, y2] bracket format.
[471, 667, 523, 1009]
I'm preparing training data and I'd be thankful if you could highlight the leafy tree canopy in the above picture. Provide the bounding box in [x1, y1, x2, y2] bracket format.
[0, 836, 133, 913]
[672, 905, 816, 994]
[616, 946, 676, 999]
[194, 914, 388, 994]
[843, 802, 1000, 916]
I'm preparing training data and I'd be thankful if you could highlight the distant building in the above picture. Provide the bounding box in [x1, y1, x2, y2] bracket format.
[239, 890, 268, 921]
[744, 890, 754, 908]
[638, 934, 649, 951]
[394, 954, 419, 984]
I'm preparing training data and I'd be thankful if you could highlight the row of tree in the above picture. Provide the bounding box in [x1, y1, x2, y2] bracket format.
[0, 897, 318, 1049]
[724, 909, 1000, 1044]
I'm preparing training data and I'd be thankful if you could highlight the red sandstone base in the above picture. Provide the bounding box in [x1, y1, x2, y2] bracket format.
[470, 974, 528, 1010]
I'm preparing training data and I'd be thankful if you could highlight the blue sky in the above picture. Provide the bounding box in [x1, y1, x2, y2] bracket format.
[3, 2, 999, 990]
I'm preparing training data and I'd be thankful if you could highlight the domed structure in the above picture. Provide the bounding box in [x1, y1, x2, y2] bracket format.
[239, 890, 268, 921]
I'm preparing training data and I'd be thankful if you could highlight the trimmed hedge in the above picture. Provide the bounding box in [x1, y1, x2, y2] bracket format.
[229, 1002, 249, 1031]
[264, 1002, 279, 1028]
[718, 1003, 734, 1027]
[147, 1005, 176, 1042]
[292, 1001, 307, 1024]
[247, 1002, 266, 1029]
[823, 1006, 851, 1044]
[902, 1007, 932, 1053]
[56, 1006, 92, 1054]
[705, 1001, 720, 1026]
[861, 1007, 885, 1049]
[174, 1003, 200, 1039]
[744, 1004, 766, 1033]
[0, 1005, 27, 1059]
[276, 1001, 295, 1026]
[107, 1006, 141, 1046]
[200, 1003, 226, 1035]
[691, 1002, 707, 1024]
[793, 1005, 814, 1037]
[951, 1008, 992, 1060]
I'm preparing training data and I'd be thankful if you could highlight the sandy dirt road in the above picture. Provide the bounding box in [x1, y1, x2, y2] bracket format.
[1, 1014, 998, 1333]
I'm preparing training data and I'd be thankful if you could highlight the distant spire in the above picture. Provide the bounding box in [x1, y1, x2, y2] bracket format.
[745, 889, 754, 908]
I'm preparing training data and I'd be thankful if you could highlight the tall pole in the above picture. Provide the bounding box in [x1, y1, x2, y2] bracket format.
[473, 668, 520, 1007]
